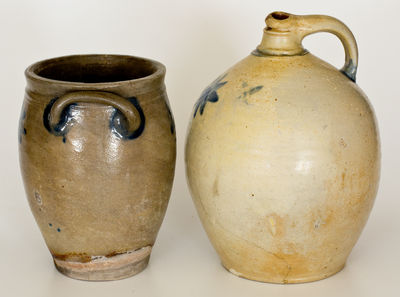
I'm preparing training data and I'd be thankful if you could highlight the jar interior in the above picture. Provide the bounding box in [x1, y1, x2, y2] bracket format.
[33, 55, 158, 83]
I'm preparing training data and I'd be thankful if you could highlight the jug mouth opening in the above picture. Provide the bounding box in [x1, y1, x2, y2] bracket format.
[26, 54, 165, 86]
[271, 12, 290, 21]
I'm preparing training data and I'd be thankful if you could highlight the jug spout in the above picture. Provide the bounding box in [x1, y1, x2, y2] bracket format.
[256, 12, 307, 56]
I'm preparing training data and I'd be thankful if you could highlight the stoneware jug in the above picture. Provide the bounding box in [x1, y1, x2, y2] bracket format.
[19, 54, 176, 281]
[185, 12, 380, 283]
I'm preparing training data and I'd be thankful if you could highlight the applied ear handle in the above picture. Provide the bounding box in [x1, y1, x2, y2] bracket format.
[45, 90, 145, 139]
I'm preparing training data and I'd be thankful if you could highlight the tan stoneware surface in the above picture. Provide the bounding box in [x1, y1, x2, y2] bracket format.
[185, 12, 380, 283]
[19, 54, 176, 281]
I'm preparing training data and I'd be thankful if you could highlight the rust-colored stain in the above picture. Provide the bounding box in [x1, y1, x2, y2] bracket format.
[265, 213, 285, 237]
[268, 251, 311, 282]
[52, 249, 134, 263]
[341, 171, 346, 189]
[52, 252, 92, 263]
[212, 176, 219, 197]
[339, 138, 347, 148]
[105, 247, 145, 258]
[215, 230, 313, 283]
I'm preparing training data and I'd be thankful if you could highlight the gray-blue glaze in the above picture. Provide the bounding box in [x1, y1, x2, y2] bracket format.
[164, 101, 175, 134]
[43, 97, 76, 139]
[18, 108, 27, 143]
[341, 59, 357, 82]
[110, 97, 145, 140]
[43, 96, 145, 141]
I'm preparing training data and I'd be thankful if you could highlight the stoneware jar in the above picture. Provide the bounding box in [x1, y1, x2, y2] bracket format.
[185, 12, 380, 283]
[19, 55, 176, 281]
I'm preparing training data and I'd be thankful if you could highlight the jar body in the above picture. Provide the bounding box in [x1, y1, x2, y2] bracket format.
[19, 55, 176, 280]
[185, 53, 380, 283]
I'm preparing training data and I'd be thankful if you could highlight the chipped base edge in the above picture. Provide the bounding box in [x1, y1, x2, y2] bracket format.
[222, 262, 346, 284]
[53, 246, 152, 281]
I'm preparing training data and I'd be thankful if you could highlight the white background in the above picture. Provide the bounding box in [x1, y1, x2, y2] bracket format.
[0, 0, 399, 296]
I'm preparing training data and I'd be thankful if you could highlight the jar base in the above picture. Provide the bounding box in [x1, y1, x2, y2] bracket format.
[223, 262, 345, 284]
[53, 246, 151, 281]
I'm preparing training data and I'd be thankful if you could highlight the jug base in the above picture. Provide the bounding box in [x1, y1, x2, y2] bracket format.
[53, 246, 151, 281]
[223, 262, 345, 284]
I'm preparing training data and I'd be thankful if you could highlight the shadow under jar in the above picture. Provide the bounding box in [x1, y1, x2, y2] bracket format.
[19, 55, 176, 281]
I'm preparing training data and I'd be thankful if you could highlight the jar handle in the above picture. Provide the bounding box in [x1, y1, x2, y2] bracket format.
[264, 12, 359, 82]
[43, 91, 145, 140]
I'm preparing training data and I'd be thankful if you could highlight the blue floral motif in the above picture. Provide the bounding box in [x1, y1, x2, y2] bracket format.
[18, 107, 27, 143]
[193, 74, 228, 118]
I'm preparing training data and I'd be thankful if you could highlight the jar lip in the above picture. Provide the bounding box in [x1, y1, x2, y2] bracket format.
[25, 54, 166, 87]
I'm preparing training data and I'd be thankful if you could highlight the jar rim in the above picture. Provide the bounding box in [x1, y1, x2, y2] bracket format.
[25, 54, 165, 88]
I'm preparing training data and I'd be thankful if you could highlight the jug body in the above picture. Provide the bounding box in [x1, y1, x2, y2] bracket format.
[185, 12, 380, 283]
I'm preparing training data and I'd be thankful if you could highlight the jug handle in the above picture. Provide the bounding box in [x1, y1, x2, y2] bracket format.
[266, 12, 359, 82]
[45, 91, 144, 138]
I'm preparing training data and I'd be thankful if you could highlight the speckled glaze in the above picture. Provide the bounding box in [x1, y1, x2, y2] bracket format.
[185, 12, 380, 283]
[19, 55, 176, 281]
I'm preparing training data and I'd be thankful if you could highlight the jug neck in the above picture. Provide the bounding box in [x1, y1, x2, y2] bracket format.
[256, 12, 307, 56]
